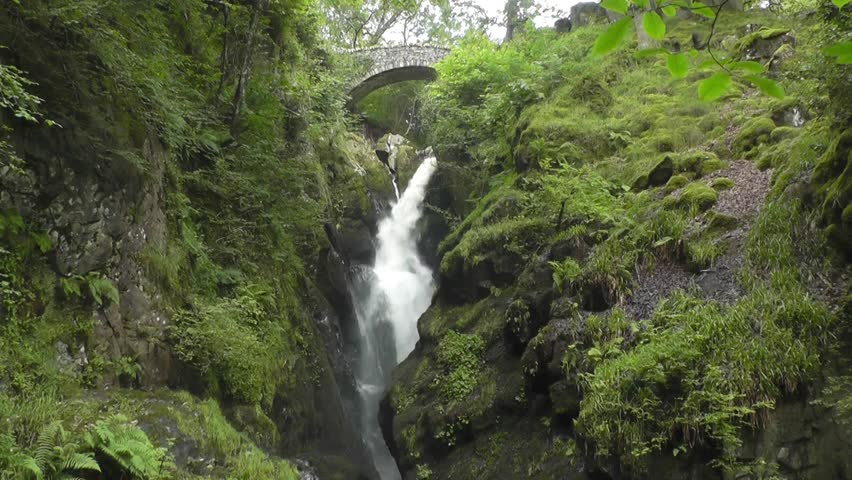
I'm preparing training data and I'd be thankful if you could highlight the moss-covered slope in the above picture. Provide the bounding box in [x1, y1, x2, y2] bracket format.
[385, 7, 851, 480]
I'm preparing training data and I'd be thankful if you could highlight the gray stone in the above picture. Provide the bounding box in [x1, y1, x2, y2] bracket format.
[554, 17, 572, 33]
[346, 46, 449, 104]
[569, 2, 610, 28]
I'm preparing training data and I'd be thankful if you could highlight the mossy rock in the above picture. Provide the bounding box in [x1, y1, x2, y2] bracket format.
[665, 174, 689, 193]
[811, 128, 852, 256]
[735, 28, 793, 59]
[706, 210, 738, 232]
[678, 182, 718, 211]
[673, 151, 723, 177]
[733, 116, 776, 158]
[632, 156, 674, 190]
[699, 158, 728, 177]
[770, 126, 801, 142]
[711, 177, 735, 191]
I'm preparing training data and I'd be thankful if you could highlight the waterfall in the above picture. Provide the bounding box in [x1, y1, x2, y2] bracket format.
[351, 156, 437, 480]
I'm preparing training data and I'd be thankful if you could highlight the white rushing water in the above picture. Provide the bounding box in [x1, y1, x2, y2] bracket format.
[351, 156, 437, 480]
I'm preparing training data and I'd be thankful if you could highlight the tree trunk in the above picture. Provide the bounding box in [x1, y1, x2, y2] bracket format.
[230, 0, 264, 135]
[216, 2, 230, 98]
[503, 0, 519, 42]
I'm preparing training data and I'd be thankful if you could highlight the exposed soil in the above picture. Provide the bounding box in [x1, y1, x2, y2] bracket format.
[705, 160, 773, 220]
[623, 160, 774, 319]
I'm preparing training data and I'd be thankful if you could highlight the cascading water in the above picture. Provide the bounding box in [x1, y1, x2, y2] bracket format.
[350, 156, 437, 480]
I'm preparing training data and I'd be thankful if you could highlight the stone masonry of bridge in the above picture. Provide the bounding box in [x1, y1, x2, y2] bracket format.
[347, 45, 450, 105]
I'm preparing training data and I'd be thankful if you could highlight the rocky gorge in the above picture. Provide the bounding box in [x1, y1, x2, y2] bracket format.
[0, 1, 851, 480]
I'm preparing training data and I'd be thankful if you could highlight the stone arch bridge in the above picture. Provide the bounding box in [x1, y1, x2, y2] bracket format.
[346, 45, 450, 106]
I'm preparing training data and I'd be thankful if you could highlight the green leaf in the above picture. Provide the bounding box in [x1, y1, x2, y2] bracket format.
[837, 55, 852, 64]
[831, 0, 849, 7]
[633, 0, 650, 7]
[601, 0, 629, 14]
[698, 72, 731, 101]
[692, 1, 716, 18]
[592, 17, 633, 56]
[823, 41, 852, 57]
[745, 75, 785, 98]
[666, 53, 689, 78]
[642, 11, 666, 40]
[661, 5, 678, 16]
[635, 47, 669, 58]
[731, 60, 765, 74]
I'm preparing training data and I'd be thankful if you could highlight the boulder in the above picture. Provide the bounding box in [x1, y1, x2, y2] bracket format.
[554, 17, 572, 33]
[569, 2, 610, 28]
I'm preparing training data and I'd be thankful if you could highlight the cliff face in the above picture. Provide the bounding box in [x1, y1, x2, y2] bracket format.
[0, 2, 399, 478]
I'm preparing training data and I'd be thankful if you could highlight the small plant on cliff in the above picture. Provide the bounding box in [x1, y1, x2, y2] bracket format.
[59, 272, 119, 307]
[550, 257, 582, 293]
[435, 330, 485, 402]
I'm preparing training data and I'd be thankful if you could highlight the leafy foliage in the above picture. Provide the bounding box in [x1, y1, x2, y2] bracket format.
[576, 283, 831, 471]
[84, 415, 173, 480]
[0, 421, 100, 480]
[435, 330, 485, 402]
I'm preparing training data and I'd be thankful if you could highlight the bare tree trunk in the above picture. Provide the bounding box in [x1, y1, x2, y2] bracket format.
[231, 0, 264, 135]
[503, 0, 519, 42]
[633, 0, 658, 50]
[216, 2, 230, 98]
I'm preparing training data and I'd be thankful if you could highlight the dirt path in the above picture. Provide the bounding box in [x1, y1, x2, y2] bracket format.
[623, 161, 773, 319]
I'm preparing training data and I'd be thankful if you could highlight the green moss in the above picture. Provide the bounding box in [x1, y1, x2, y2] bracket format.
[678, 182, 718, 212]
[664, 174, 689, 193]
[733, 117, 776, 157]
[440, 217, 550, 274]
[810, 128, 852, 254]
[435, 330, 485, 402]
[706, 210, 739, 232]
[735, 28, 790, 55]
[672, 151, 723, 176]
[770, 126, 801, 142]
[711, 177, 735, 191]
[632, 155, 674, 190]
[699, 157, 728, 177]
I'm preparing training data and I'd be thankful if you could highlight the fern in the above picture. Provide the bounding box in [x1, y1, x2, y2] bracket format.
[0, 422, 100, 480]
[84, 415, 173, 480]
[86, 274, 119, 306]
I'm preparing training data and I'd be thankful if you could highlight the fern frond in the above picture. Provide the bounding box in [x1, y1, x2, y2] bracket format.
[9, 454, 42, 480]
[61, 453, 100, 473]
[33, 422, 63, 469]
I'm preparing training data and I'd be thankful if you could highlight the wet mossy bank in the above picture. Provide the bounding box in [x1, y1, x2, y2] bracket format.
[380, 6, 852, 480]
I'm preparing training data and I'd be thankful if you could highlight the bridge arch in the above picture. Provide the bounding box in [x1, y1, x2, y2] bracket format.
[346, 45, 450, 106]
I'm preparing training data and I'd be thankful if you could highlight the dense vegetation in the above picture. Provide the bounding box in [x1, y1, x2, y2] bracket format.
[0, 0, 391, 478]
[382, 2, 851, 479]
[0, 0, 850, 479]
